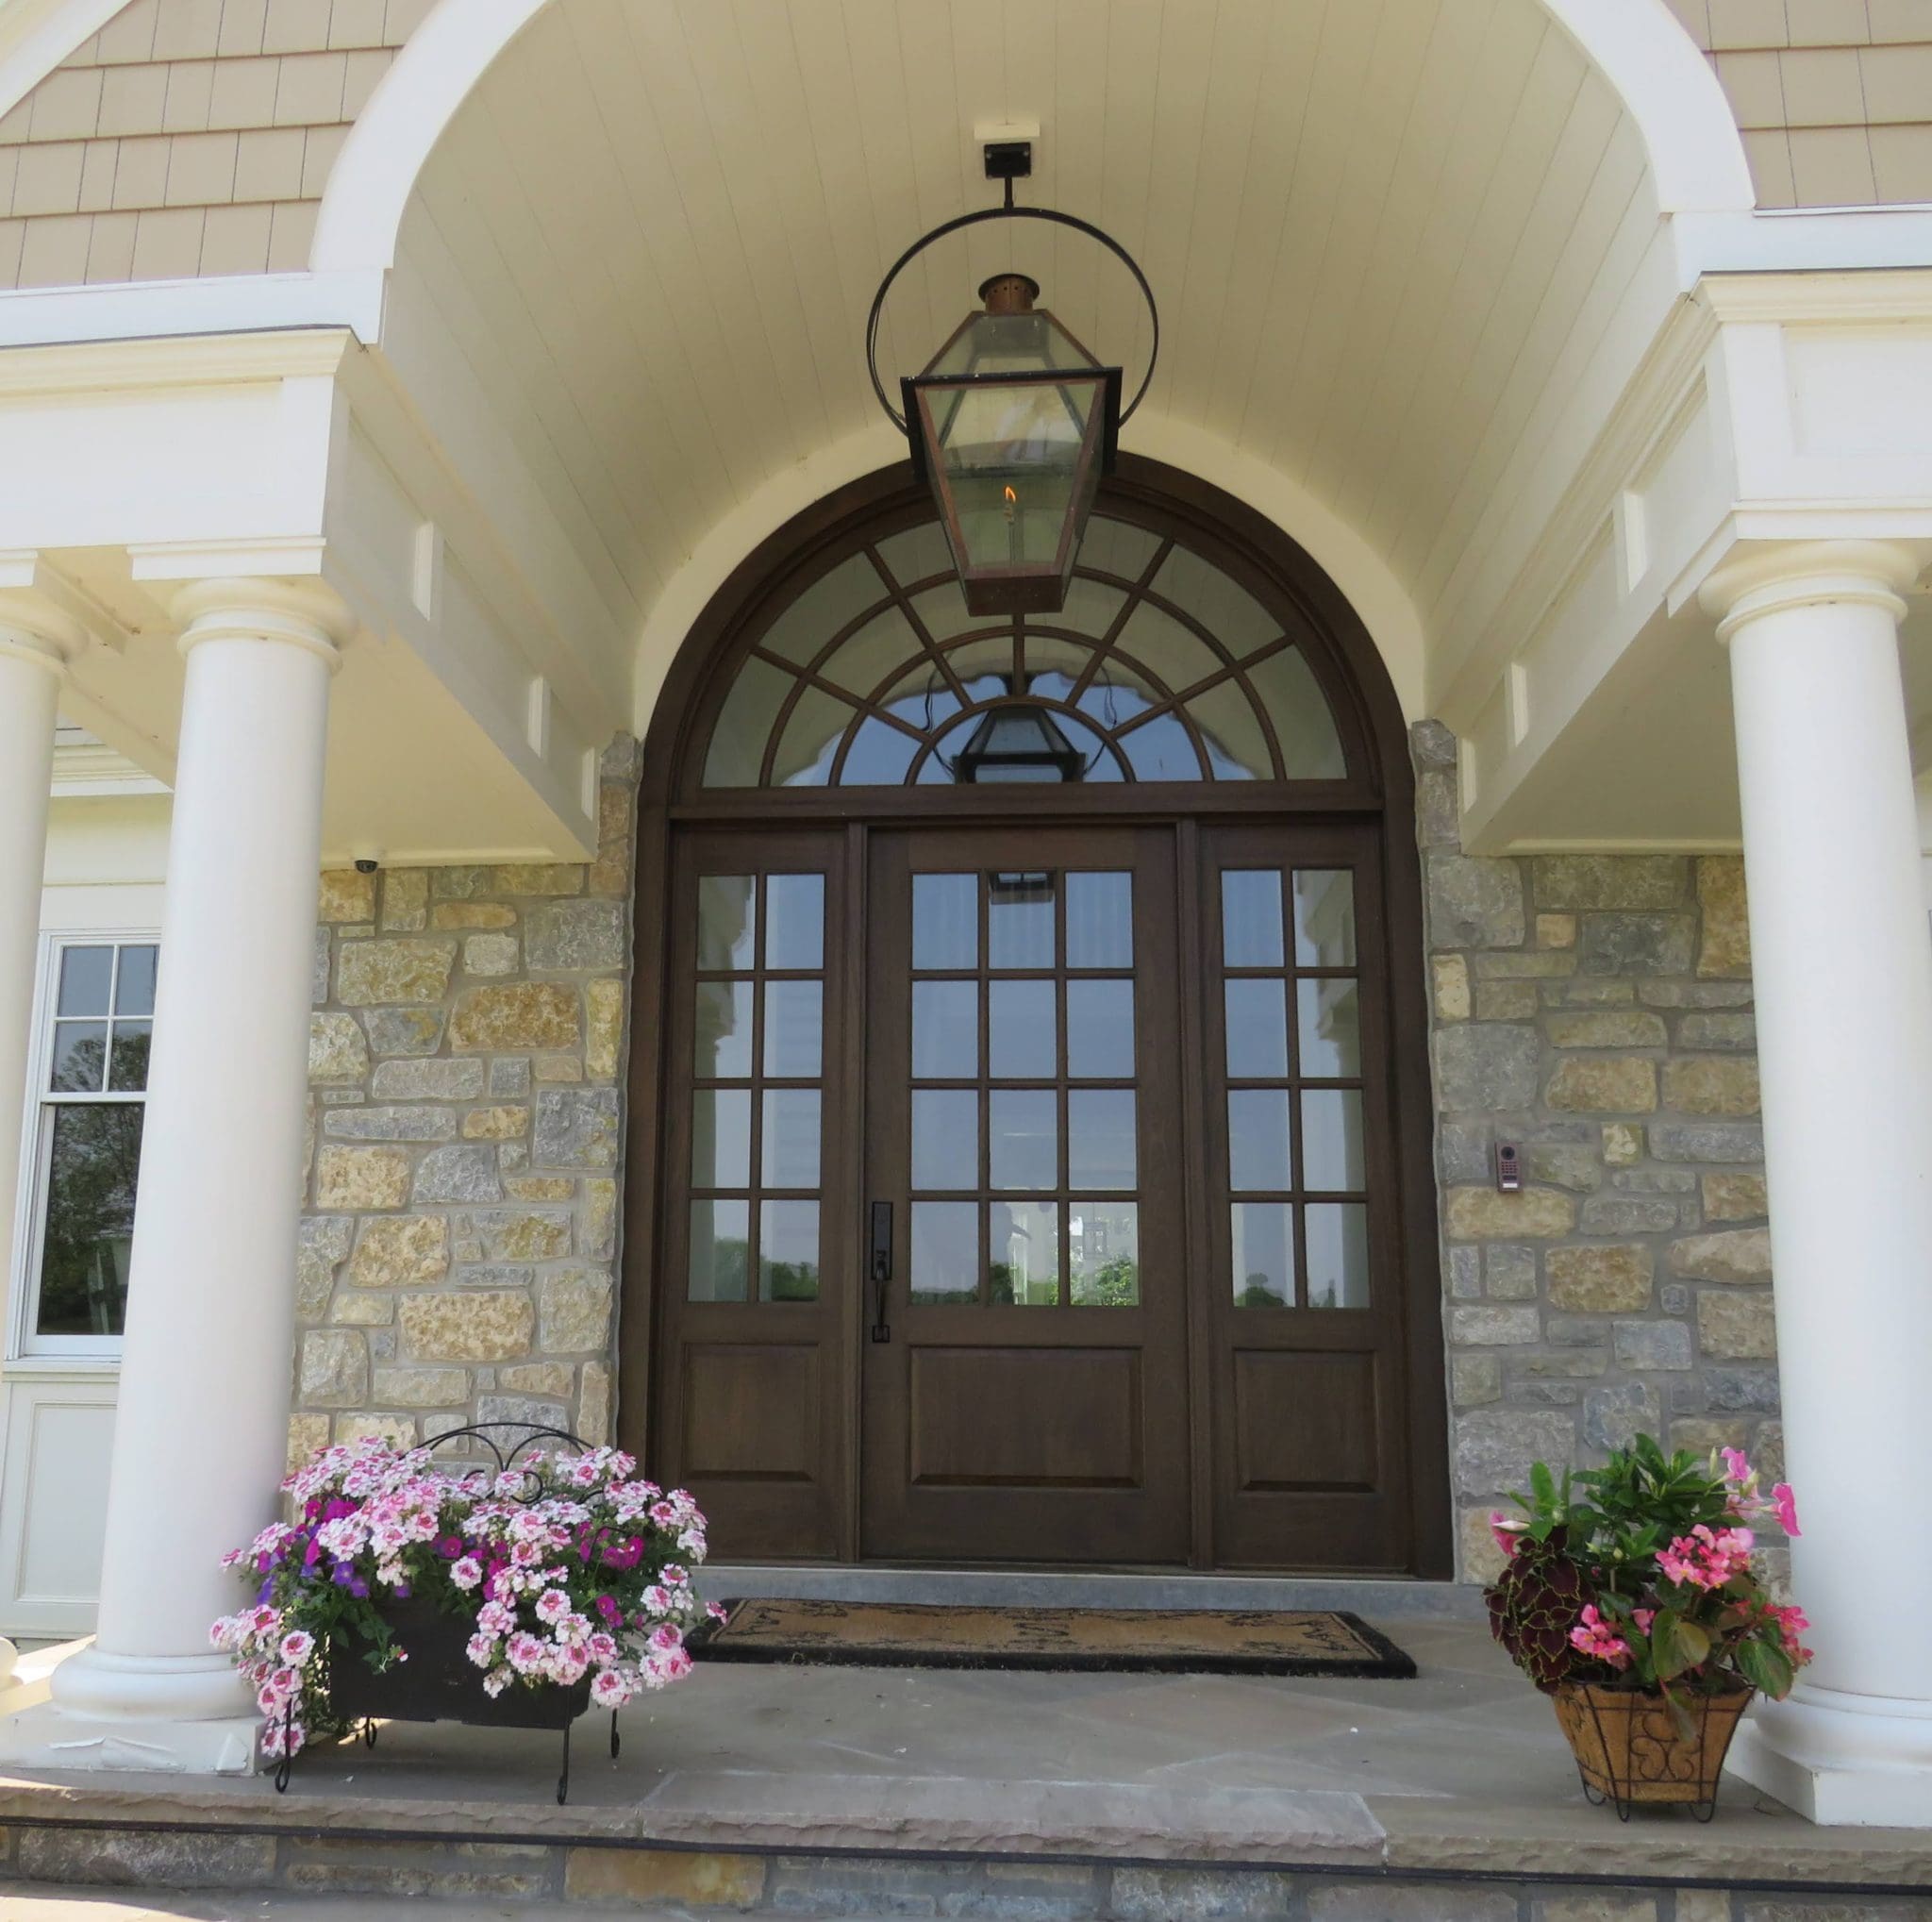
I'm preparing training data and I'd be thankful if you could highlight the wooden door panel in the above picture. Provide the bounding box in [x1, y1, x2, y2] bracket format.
[1231, 1350, 1379, 1494]
[908, 1348, 1143, 1489]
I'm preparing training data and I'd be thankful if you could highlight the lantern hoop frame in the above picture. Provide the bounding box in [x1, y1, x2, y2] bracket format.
[864, 202, 1159, 435]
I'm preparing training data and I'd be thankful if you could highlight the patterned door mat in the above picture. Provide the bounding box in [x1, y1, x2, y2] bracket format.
[689, 1599, 1416, 1678]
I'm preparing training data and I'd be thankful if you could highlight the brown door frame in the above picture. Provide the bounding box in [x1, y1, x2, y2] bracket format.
[619, 456, 1451, 1577]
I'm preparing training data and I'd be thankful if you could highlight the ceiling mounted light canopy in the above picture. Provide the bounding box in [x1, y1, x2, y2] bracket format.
[866, 142, 1158, 618]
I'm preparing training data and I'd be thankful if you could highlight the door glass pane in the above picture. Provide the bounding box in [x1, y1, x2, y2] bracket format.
[912, 980, 977, 1078]
[759, 1200, 819, 1300]
[1223, 980, 1287, 1078]
[57, 945, 112, 1016]
[1306, 1202, 1370, 1308]
[33, 1103, 142, 1336]
[1298, 978, 1360, 1078]
[1222, 870, 1284, 967]
[1232, 1202, 1293, 1308]
[761, 1089, 821, 1187]
[50, 1022, 107, 1093]
[911, 1201, 978, 1303]
[688, 1198, 750, 1302]
[989, 979, 1057, 1078]
[990, 1200, 1060, 1306]
[695, 980, 753, 1078]
[691, 1088, 751, 1188]
[1292, 869, 1357, 966]
[763, 979, 823, 1078]
[1227, 1089, 1291, 1191]
[988, 876, 1055, 968]
[1070, 1202, 1139, 1306]
[989, 1089, 1057, 1191]
[913, 873, 977, 969]
[697, 876, 757, 970]
[1068, 1089, 1136, 1191]
[912, 1089, 977, 1191]
[1066, 979, 1134, 1078]
[765, 873, 825, 968]
[1302, 1089, 1365, 1192]
[1065, 871, 1132, 967]
[115, 945, 158, 1017]
[108, 1021, 151, 1093]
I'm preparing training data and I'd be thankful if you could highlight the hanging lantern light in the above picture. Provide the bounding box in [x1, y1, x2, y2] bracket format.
[866, 144, 1158, 619]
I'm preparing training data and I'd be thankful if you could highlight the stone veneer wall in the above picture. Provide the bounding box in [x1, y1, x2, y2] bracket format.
[1415, 725, 1779, 1584]
[289, 739, 637, 1469]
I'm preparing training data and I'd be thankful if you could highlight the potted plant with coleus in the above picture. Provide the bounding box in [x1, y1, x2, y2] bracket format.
[1485, 1434, 1811, 1818]
[212, 1432, 721, 1799]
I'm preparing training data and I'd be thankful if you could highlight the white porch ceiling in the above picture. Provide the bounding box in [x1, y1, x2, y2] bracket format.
[395, 0, 1657, 716]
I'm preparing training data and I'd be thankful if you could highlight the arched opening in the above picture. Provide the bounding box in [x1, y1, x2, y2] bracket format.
[622, 458, 1448, 1574]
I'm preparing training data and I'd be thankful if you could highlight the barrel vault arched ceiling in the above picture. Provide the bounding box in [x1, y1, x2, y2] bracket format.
[391, 0, 1662, 722]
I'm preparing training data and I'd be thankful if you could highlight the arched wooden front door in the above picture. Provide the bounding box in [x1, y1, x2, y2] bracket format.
[622, 460, 1448, 1575]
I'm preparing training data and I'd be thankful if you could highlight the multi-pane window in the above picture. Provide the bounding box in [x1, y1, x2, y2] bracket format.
[907, 869, 1141, 1309]
[22, 940, 157, 1345]
[687, 873, 826, 1302]
[1221, 870, 1368, 1310]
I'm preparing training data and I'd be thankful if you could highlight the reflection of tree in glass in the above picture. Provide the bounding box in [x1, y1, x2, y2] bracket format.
[51, 1031, 108, 1093]
[37, 1103, 142, 1335]
[763, 1260, 819, 1302]
[1082, 1254, 1140, 1307]
[706, 1236, 750, 1302]
[1239, 1274, 1288, 1309]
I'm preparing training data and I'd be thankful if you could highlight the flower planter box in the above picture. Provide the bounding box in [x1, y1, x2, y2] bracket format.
[1552, 1682, 1753, 1821]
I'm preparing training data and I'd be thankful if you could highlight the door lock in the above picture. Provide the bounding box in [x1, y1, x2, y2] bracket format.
[869, 1200, 892, 1343]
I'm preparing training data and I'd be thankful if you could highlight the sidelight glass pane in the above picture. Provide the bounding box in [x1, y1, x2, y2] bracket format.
[1298, 978, 1361, 1078]
[990, 1089, 1057, 1191]
[1068, 1089, 1137, 1191]
[694, 980, 753, 1079]
[913, 873, 977, 969]
[57, 945, 112, 1016]
[763, 979, 824, 1078]
[108, 1021, 151, 1093]
[1222, 870, 1284, 967]
[32, 1102, 142, 1336]
[765, 873, 824, 969]
[1292, 869, 1357, 966]
[1301, 1089, 1365, 1193]
[1223, 979, 1287, 1078]
[912, 1089, 977, 1191]
[1070, 1202, 1139, 1306]
[912, 980, 977, 1079]
[910, 1201, 978, 1303]
[1231, 1202, 1294, 1309]
[761, 1089, 821, 1188]
[1227, 1089, 1291, 1192]
[697, 876, 757, 971]
[1066, 978, 1134, 1078]
[49, 1022, 107, 1093]
[989, 978, 1057, 1078]
[1064, 871, 1133, 967]
[688, 1198, 750, 1302]
[988, 876, 1055, 969]
[758, 1200, 819, 1301]
[115, 945, 158, 1017]
[1306, 1202, 1370, 1309]
[990, 1200, 1060, 1307]
[691, 1088, 751, 1188]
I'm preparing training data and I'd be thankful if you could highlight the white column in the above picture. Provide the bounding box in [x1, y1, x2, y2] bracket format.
[32, 582, 341, 1772]
[1703, 540, 1932, 1828]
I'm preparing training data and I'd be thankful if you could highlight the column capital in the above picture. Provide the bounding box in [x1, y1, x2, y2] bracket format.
[1698, 539, 1924, 643]
[0, 599, 87, 679]
[171, 577, 356, 672]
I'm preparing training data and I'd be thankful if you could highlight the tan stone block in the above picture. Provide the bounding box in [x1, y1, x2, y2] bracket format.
[1669, 1228, 1773, 1283]
[1444, 1187, 1575, 1240]
[316, 877, 373, 927]
[1535, 912, 1576, 949]
[491, 862, 583, 895]
[1697, 1289, 1777, 1360]
[463, 931, 520, 977]
[584, 1176, 617, 1261]
[349, 1213, 448, 1288]
[372, 1365, 469, 1408]
[1663, 1056, 1759, 1116]
[463, 1105, 528, 1141]
[1545, 1011, 1666, 1049]
[1430, 955, 1469, 1020]
[1672, 1417, 1751, 1460]
[448, 982, 579, 1051]
[587, 782, 633, 895]
[336, 937, 456, 1006]
[1546, 1245, 1654, 1313]
[1672, 1889, 1730, 1922]
[398, 1290, 534, 1362]
[586, 978, 624, 1078]
[1695, 857, 1751, 978]
[1546, 1057, 1657, 1113]
[1458, 1506, 1508, 1585]
[335, 1412, 417, 1447]
[540, 1269, 611, 1353]
[479, 1209, 571, 1262]
[288, 1411, 330, 1470]
[431, 902, 517, 929]
[533, 1052, 583, 1082]
[1599, 1122, 1642, 1167]
[499, 1362, 573, 1398]
[1703, 1172, 1769, 1222]
[1473, 979, 1538, 1022]
[315, 1144, 410, 1211]
[578, 1359, 612, 1446]
[329, 1292, 391, 1325]
[380, 867, 428, 930]
[507, 1176, 575, 1202]
[308, 1011, 367, 1082]
[563, 1847, 765, 1907]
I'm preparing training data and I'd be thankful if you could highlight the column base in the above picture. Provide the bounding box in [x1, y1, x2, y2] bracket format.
[1725, 1686, 1932, 1828]
[0, 1699, 258, 1774]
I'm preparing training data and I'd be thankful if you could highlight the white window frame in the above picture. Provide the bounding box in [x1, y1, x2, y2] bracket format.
[8, 928, 158, 1364]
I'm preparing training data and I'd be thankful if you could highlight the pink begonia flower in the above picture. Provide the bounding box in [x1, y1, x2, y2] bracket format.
[1772, 1482, 1802, 1537]
[1568, 1604, 1632, 1669]
[1721, 1447, 1752, 1484]
[1633, 1609, 1656, 1634]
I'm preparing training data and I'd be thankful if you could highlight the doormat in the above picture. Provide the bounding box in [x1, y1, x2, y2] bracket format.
[690, 1599, 1415, 1679]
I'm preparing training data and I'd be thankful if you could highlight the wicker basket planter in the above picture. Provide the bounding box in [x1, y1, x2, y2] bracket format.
[1551, 1682, 1753, 1821]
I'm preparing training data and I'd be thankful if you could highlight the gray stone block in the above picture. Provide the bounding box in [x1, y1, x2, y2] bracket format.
[373, 1057, 488, 1100]
[324, 1105, 458, 1142]
[1580, 1195, 1679, 1235]
[1612, 1321, 1693, 1370]
[525, 898, 627, 971]
[17, 1826, 276, 1890]
[1433, 1023, 1540, 1110]
[1707, 1366, 1781, 1412]
[1410, 717, 1457, 770]
[412, 1144, 504, 1204]
[1531, 854, 1687, 911]
[490, 1055, 534, 1096]
[1585, 1381, 1660, 1452]
[1309, 1881, 1516, 1919]
[1650, 1123, 1764, 1163]
[1576, 913, 1697, 976]
[533, 1087, 622, 1167]
[1677, 1011, 1757, 1051]
[1428, 853, 1525, 950]
[1111, 1867, 1296, 1921]
[1454, 1409, 1575, 1496]
[364, 1007, 445, 1056]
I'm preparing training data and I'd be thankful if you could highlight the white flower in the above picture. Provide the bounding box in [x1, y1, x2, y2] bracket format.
[465, 1632, 498, 1669]
[278, 1630, 314, 1666]
[533, 1587, 570, 1626]
[482, 1666, 511, 1698]
[450, 1557, 484, 1590]
[589, 1668, 632, 1710]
